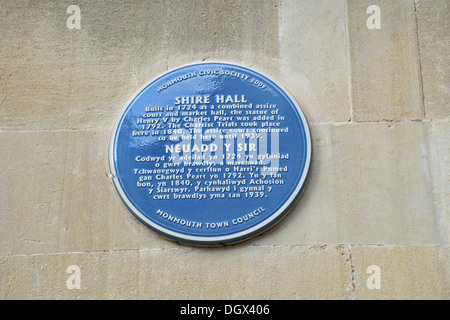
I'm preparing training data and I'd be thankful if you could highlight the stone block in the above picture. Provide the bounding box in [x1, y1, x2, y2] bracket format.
[254, 121, 447, 245]
[0, 250, 140, 299]
[0, 245, 352, 299]
[279, 0, 351, 123]
[133, 0, 280, 77]
[0, 0, 282, 131]
[351, 245, 450, 299]
[433, 120, 450, 240]
[416, 0, 450, 119]
[0, 130, 171, 256]
[0, 1, 139, 131]
[347, 0, 424, 121]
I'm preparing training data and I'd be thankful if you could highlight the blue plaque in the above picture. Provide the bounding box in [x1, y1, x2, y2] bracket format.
[109, 62, 312, 245]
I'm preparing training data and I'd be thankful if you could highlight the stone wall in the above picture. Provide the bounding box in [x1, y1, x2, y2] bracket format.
[0, 0, 448, 299]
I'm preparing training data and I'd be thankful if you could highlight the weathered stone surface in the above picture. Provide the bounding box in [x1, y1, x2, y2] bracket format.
[1, 121, 446, 257]
[0, 246, 351, 299]
[0, 0, 281, 131]
[416, 0, 450, 119]
[351, 245, 450, 299]
[347, 0, 424, 121]
[0, 1, 139, 131]
[0, 130, 172, 256]
[433, 121, 450, 241]
[133, 0, 280, 82]
[2, 245, 447, 299]
[279, 0, 351, 123]
[0, 1, 448, 301]
[0, 250, 140, 299]
[139, 245, 353, 300]
[254, 121, 447, 245]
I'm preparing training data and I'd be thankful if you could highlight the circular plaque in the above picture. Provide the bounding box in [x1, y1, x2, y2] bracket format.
[109, 62, 312, 245]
